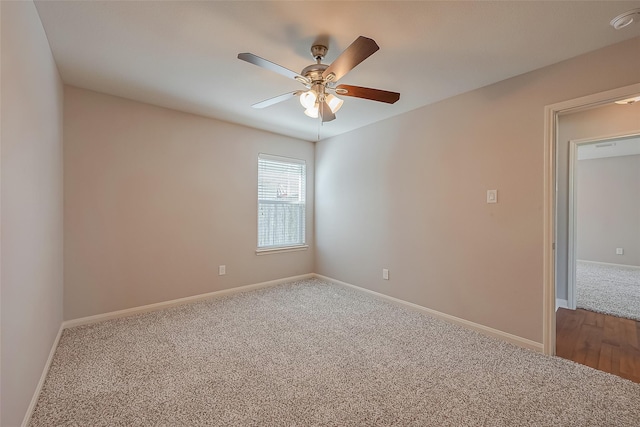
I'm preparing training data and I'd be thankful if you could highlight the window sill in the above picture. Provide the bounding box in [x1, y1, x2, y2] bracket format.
[256, 245, 309, 255]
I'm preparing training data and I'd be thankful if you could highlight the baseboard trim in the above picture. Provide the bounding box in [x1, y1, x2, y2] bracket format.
[21, 324, 64, 427]
[578, 259, 640, 270]
[63, 273, 314, 329]
[315, 274, 543, 353]
[556, 298, 569, 311]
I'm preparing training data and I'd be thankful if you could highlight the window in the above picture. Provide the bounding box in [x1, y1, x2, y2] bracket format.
[257, 154, 306, 252]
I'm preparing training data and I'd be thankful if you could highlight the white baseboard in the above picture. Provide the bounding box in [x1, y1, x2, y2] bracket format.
[63, 273, 314, 329]
[315, 274, 544, 353]
[22, 324, 64, 427]
[578, 259, 640, 270]
[556, 298, 569, 311]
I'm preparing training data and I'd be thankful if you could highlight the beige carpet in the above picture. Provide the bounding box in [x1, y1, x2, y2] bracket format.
[576, 261, 640, 321]
[30, 278, 640, 426]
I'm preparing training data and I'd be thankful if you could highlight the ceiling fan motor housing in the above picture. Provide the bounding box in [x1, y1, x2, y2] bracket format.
[301, 63, 328, 84]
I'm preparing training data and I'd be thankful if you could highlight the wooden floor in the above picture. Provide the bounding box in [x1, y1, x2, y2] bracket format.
[556, 308, 640, 383]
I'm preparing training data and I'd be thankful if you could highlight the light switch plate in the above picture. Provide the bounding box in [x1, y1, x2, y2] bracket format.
[487, 190, 497, 204]
[383, 269, 389, 280]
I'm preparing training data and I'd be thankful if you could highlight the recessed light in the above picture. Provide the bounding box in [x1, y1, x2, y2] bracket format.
[614, 96, 640, 105]
[610, 8, 640, 29]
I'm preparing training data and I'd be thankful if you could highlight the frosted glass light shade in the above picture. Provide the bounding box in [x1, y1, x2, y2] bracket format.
[325, 94, 344, 113]
[304, 105, 319, 118]
[299, 90, 317, 109]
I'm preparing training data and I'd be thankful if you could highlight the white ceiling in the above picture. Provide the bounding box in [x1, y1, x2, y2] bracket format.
[34, 1, 640, 142]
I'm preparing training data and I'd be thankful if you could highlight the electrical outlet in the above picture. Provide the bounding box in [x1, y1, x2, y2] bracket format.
[383, 269, 389, 280]
[616, 248, 624, 255]
[218, 265, 226, 275]
[487, 190, 497, 204]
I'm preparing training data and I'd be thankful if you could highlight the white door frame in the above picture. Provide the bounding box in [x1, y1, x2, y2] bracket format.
[567, 132, 640, 311]
[543, 82, 640, 356]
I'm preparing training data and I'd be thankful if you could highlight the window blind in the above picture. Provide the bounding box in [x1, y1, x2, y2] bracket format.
[257, 154, 306, 249]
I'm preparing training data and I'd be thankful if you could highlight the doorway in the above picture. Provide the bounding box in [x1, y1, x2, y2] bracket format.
[546, 89, 640, 382]
[556, 133, 640, 383]
[567, 134, 640, 317]
[542, 83, 640, 357]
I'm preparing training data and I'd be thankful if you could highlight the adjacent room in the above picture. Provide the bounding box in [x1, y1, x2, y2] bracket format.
[575, 135, 640, 321]
[555, 102, 640, 381]
[2, 1, 640, 426]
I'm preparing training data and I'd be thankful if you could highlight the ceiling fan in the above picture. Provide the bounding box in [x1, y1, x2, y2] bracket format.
[238, 36, 400, 122]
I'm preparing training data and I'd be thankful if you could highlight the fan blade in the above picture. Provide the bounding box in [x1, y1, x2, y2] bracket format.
[238, 53, 310, 84]
[322, 36, 379, 82]
[319, 101, 336, 122]
[336, 84, 400, 104]
[252, 91, 302, 109]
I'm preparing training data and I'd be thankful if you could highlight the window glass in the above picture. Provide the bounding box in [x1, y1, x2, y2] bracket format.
[257, 154, 306, 249]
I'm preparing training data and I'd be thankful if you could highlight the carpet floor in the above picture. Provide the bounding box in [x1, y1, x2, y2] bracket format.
[576, 261, 640, 321]
[30, 278, 640, 426]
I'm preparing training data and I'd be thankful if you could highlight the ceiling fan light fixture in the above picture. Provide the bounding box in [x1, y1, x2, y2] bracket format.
[326, 94, 344, 114]
[299, 90, 317, 109]
[304, 104, 319, 118]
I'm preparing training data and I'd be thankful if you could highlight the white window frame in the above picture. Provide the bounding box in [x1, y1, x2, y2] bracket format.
[256, 153, 308, 255]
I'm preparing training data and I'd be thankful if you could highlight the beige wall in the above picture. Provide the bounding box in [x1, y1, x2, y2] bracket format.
[64, 87, 314, 320]
[556, 102, 640, 300]
[315, 37, 640, 344]
[577, 154, 640, 267]
[1, 1, 64, 426]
